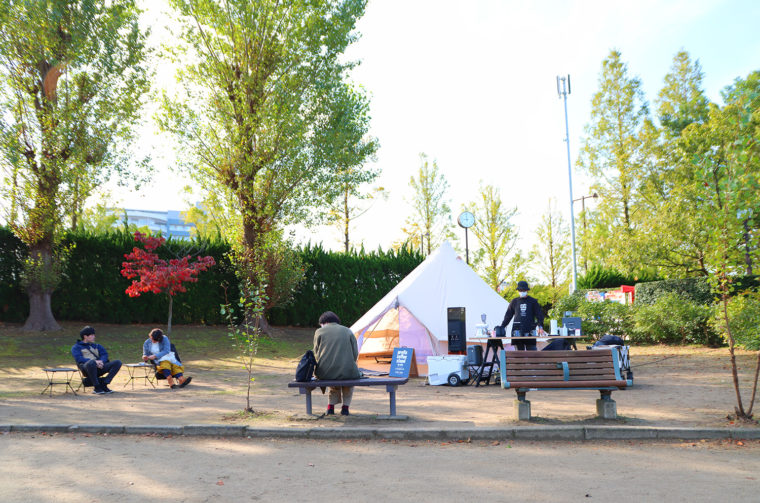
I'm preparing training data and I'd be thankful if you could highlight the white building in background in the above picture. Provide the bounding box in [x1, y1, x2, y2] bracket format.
[120, 208, 196, 240]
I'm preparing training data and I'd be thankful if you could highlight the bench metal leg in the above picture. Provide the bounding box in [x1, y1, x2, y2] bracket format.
[299, 387, 313, 415]
[596, 390, 617, 419]
[386, 384, 398, 416]
[515, 391, 531, 421]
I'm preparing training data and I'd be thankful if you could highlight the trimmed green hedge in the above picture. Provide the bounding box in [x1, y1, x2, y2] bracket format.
[0, 228, 239, 325]
[268, 244, 423, 327]
[635, 277, 714, 305]
[578, 265, 656, 289]
[0, 228, 27, 322]
[54, 230, 240, 324]
[0, 228, 423, 328]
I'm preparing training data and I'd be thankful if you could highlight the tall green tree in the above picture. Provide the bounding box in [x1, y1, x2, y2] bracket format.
[159, 0, 375, 310]
[531, 199, 571, 292]
[467, 182, 519, 290]
[636, 51, 712, 277]
[578, 50, 649, 273]
[684, 71, 760, 419]
[0, 0, 150, 330]
[657, 51, 710, 137]
[329, 181, 386, 253]
[401, 153, 451, 255]
[324, 85, 380, 252]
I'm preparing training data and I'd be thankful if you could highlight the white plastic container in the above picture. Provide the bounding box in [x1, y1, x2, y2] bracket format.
[427, 355, 468, 386]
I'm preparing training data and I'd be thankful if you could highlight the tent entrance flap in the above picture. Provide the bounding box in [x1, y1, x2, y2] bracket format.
[357, 308, 399, 357]
[357, 306, 436, 365]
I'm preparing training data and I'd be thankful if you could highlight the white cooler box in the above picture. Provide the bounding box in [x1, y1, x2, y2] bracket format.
[427, 355, 468, 386]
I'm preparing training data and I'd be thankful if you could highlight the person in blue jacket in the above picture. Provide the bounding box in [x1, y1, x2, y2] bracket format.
[71, 326, 122, 394]
[499, 281, 546, 350]
[142, 328, 192, 389]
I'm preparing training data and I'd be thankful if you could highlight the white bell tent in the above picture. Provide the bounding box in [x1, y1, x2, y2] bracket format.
[350, 241, 509, 368]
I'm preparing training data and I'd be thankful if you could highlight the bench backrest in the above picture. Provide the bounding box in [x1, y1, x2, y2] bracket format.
[499, 348, 627, 389]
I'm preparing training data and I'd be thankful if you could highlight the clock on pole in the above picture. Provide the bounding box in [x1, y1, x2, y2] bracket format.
[457, 211, 475, 264]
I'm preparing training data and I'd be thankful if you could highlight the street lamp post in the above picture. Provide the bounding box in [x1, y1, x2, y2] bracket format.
[557, 74, 577, 292]
[573, 193, 598, 273]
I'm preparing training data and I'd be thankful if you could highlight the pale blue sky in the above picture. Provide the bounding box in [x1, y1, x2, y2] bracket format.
[117, 0, 760, 273]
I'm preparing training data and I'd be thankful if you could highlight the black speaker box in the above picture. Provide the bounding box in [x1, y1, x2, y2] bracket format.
[447, 307, 466, 353]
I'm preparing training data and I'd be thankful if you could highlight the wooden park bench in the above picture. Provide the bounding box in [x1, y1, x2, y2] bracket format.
[498, 348, 632, 420]
[288, 377, 409, 418]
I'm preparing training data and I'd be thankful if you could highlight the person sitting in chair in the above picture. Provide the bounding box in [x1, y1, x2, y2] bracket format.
[71, 326, 122, 394]
[142, 328, 192, 389]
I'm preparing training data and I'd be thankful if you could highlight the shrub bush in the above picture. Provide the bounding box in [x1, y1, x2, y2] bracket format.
[635, 277, 713, 305]
[578, 265, 653, 289]
[711, 293, 760, 350]
[630, 292, 718, 345]
[549, 293, 633, 339]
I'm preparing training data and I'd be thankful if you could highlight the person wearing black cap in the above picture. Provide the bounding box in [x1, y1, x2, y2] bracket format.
[71, 326, 122, 394]
[498, 281, 545, 350]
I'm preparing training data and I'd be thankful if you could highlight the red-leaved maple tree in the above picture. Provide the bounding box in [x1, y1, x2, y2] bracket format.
[121, 232, 216, 333]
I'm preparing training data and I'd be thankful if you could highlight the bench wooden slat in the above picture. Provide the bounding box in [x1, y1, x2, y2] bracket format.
[505, 374, 617, 382]
[507, 365, 610, 375]
[506, 350, 609, 358]
[507, 368, 616, 376]
[506, 379, 628, 388]
[507, 361, 614, 369]
[504, 356, 612, 364]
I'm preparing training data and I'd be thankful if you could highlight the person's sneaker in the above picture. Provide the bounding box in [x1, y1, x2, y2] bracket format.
[102, 385, 114, 394]
[340, 406, 350, 416]
[326, 407, 335, 415]
[92, 387, 106, 395]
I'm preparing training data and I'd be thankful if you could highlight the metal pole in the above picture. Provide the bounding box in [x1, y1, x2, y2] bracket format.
[465, 228, 469, 265]
[581, 196, 587, 273]
[558, 75, 578, 293]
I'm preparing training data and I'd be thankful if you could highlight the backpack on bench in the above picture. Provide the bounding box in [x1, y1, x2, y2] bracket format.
[295, 350, 317, 382]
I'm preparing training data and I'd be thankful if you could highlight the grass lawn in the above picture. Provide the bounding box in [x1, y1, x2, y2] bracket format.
[0, 321, 315, 370]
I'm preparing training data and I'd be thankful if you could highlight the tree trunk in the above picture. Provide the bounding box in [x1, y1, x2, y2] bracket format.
[722, 292, 746, 418]
[743, 218, 753, 276]
[22, 243, 62, 332]
[167, 295, 173, 334]
[23, 290, 61, 331]
[343, 189, 350, 253]
[745, 350, 760, 418]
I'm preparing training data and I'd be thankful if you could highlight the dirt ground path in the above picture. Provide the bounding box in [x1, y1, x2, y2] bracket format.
[1, 434, 758, 502]
[1, 346, 758, 429]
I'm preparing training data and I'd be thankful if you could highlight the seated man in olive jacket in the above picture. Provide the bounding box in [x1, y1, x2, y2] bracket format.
[313, 311, 362, 416]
